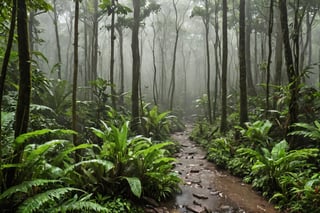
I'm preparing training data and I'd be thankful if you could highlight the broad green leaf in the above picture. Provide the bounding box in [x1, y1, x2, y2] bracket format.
[123, 177, 141, 198]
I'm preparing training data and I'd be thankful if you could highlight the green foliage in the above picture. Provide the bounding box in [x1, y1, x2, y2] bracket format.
[207, 137, 232, 169]
[238, 120, 273, 148]
[290, 121, 320, 142]
[91, 121, 180, 200]
[103, 197, 144, 213]
[238, 140, 318, 197]
[142, 105, 177, 140]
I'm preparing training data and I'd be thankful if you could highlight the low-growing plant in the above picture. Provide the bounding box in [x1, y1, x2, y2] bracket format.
[238, 140, 318, 197]
[207, 137, 232, 169]
[91, 121, 181, 201]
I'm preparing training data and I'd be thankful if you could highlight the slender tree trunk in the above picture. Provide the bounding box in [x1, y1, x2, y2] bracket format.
[0, 0, 16, 137]
[117, 27, 125, 105]
[220, 0, 228, 133]
[7, 0, 31, 187]
[204, 0, 212, 124]
[266, 0, 273, 117]
[110, 0, 116, 109]
[91, 0, 98, 84]
[274, 7, 283, 87]
[53, 0, 62, 79]
[131, 0, 141, 132]
[213, 0, 220, 121]
[245, 0, 256, 96]
[168, 0, 179, 111]
[72, 0, 79, 153]
[1, 0, 16, 190]
[151, 23, 158, 106]
[279, 0, 299, 143]
[239, 0, 248, 126]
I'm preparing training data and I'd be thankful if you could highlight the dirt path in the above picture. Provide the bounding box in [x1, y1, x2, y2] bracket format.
[149, 126, 278, 213]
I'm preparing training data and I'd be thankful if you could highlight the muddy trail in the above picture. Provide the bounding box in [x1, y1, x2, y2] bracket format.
[145, 126, 278, 213]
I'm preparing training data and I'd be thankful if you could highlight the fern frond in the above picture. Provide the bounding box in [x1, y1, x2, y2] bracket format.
[17, 187, 84, 213]
[0, 179, 61, 200]
[56, 201, 110, 213]
[64, 159, 114, 174]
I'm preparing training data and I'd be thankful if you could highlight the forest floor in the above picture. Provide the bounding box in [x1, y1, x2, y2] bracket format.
[144, 125, 278, 213]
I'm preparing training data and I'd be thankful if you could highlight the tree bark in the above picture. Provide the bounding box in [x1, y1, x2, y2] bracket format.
[131, 0, 141, 132]
[239, 0, 248, 126]
[266, 0, 273, 117]
[204, 0, 212, 124]
[220, 0, 228, 133]
[110, 0, 116, 109]
[279, 0, 299, 143]
[245, 0, 256, 96]
[168, 0, 179, 111]
[0, 0, 16, 137]
[53, 0, 62, 79]
[7, 0, 32, 187]
[72, 0, 80, 151]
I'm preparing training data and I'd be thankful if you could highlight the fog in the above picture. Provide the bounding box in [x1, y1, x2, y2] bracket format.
[33, 0, 320, 116]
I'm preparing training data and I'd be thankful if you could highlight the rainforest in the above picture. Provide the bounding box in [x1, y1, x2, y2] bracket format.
[1, 0, 320, 212]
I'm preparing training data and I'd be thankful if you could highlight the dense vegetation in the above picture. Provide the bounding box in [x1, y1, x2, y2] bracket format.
[191, 93, 320, 212]
[1, 0, 320, 212]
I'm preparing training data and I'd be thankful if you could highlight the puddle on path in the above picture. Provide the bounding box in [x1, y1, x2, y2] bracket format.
[146, 126, 278, 213]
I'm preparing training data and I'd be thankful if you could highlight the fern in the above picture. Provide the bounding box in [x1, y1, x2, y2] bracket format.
[17, 187, 84, 213]
[56, 201, 110, 213]
[290, 121, 320, 141]
[64, 159, 114, 175]
[0, 179, 61, 200]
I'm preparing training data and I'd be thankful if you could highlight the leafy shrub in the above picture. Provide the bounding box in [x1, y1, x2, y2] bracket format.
[91, 121, 181, 201]
[207, 137, 232, 169]
[238, 140, 318, 197]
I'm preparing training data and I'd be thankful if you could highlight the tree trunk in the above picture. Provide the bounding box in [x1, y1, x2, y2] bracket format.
[131, 0, 141, 132]
[110, 0, 116, 109]
[53, 0, 62, 79]
[117, 26, 125, 106]
[168, 0, 179, 111]
[266, 0, 273, 117]
[213, 0, 220, 121]
[239, 0, 248, 126]
[151, 23, 159, 106]
[72, 0, 80, 152]
[1, 0, 16, 190]
[0, 0, 16, 137]
[273, 7, 283, 87]
[204, 0, 212, 124]
[279, 0, 299, 143]
[245, 0, 256, 96]
[220, 0, 228, 133]
[7, 0, 32, 187]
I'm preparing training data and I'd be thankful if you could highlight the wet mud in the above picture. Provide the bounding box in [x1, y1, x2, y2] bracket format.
[145, 126, 278, 213]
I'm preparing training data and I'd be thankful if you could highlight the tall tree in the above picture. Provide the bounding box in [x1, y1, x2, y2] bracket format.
[279, 0, 299, 143]
[168, 0, 189, 110]
[52, 0, 62, 79]
[239, 0, 248, 126]
[245, 0, 256, 96]
[6, 0, 32, 187]
[0, 0, 16, 137]
[266, 0, 274, 116]
[131, 0, 141, 132]
[220, 0, 228, 133]
[110, 0, 116, 109]
[72, 0, 80, 151]
[191, 0, 213, 123]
